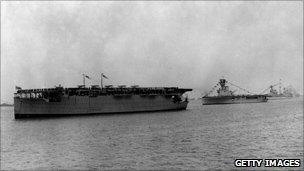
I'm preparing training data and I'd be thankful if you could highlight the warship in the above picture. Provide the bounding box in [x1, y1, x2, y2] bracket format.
[202, 79, 268, 105]
[14, 74, 192, 119]
[260, 80, 300, 100]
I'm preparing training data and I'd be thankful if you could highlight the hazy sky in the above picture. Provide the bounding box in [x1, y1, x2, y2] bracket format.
[1, 1, 303, 103]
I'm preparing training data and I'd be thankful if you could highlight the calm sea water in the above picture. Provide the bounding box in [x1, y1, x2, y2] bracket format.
[1, 98, 303, 170]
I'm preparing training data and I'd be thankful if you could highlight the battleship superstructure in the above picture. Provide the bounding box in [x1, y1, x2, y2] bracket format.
[261, 80, 300, 100]
[202, 79, 268, 105]
[14, 75, 192, 119]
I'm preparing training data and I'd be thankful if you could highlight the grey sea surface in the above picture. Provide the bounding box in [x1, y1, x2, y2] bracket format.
[1, 98, 303, 170]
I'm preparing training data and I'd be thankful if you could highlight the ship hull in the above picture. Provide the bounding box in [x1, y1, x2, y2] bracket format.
[202, 95, 268, 105]
[267, 96, 292, 100]
[14, 95, 189, 119]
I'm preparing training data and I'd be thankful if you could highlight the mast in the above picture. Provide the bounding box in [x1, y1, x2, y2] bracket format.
[279, 79, 281, 94]
[82, 74, 85, 87]
[100, 73, 108, 89]
[101, 73, 103, 89]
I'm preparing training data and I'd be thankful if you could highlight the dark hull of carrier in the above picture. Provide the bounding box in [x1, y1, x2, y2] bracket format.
[202, 95, 268, 105]
[14, 86, 192, 119]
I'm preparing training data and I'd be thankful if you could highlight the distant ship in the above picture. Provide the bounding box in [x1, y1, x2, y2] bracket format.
[260, 80, 300, 100]
[202, 79, 268, 105]
[14, 74, 192, 119]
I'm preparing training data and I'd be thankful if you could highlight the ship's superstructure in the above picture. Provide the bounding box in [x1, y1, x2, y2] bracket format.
[14, 84, 192, 119]
[202, 79, 268, 105]
[260, 80, 300, 100]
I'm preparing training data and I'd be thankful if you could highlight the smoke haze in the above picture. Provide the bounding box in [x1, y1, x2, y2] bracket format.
[1, 1, 303, 103]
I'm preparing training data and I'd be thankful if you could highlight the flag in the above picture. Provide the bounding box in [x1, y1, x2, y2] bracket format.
[83, 74, 91, 79]
[102, 73, 108, 79]
[15, 86, 22, 90]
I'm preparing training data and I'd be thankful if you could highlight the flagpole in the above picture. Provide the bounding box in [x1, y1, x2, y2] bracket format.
[83, 74, 85, 87]
[101, 73, 103, 89]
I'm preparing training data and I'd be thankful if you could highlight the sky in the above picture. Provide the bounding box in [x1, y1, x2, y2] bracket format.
[1, 1, 303, 103]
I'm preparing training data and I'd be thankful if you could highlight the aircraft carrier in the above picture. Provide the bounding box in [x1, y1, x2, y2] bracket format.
[202, 79, 268, 105]
[14, 82, 192, 119]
